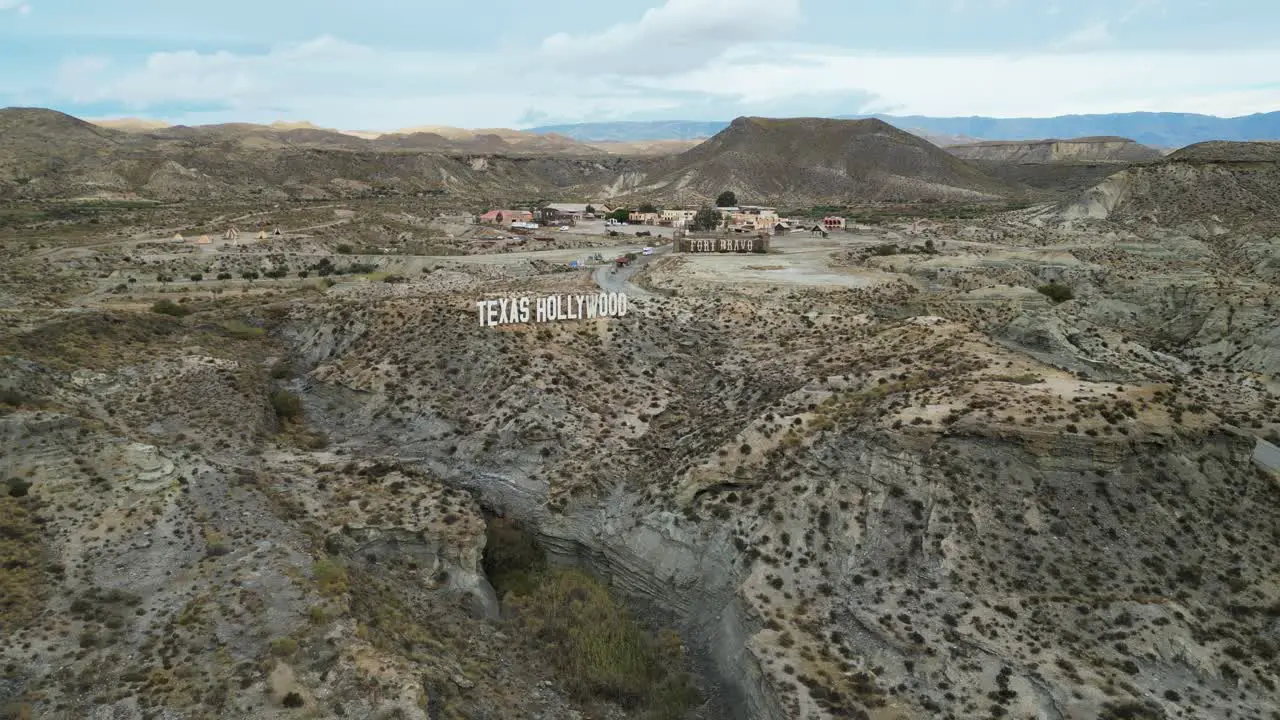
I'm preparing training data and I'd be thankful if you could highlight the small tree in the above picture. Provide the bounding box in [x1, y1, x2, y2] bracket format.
[189, 273, 203, 282]
[638, 202, 658, 214]
[715, 191, 737, 207]
[151, 299, 190, 317]
[241, 270, 259, 281]
[270, 390, 303, 421]
[690, 207, 721, 232]
[495, 212, 504, 225]
[585, 204, 596, 215]
[1037, 282, 1075, 303]
[607, 208, 630, 223]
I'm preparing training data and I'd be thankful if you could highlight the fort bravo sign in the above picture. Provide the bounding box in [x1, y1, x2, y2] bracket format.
[677, 236, 768, 253]
[477, 292, 628, 327]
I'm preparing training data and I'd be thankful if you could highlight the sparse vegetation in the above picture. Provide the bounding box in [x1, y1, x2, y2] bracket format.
[270, 390, 303, 421]
[2, 108, 1278, 720]
[486, 518, 700, 717]
[150, 299, 190, 317]
[1037, 281, 1075, 303]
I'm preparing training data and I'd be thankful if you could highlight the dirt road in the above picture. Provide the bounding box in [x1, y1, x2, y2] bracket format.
[592, 247, 668, 299]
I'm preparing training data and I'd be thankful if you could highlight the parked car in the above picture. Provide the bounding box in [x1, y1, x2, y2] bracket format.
[642, 247, 654, 255]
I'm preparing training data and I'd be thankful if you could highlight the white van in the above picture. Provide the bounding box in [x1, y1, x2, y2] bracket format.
[642, 247, 654, 256]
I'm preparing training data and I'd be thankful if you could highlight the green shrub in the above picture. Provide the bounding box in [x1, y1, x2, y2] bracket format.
[1037, 282, 1075, 303]
[505, 568, 700, 716]
[270, 390, 303, 421]
[313, 557, 348, 596]
[150, 299, 190, 317]
[270, 637, 298, 656]
[5, 477, 32, 498]
[1, 388, 32, 408]
[189, 273, 203, 282]
[336, 244, 353, 254]
[216, 320, 264, 339]
[870, 244, 899, 256]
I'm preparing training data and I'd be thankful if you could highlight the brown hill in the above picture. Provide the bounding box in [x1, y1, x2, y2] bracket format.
[625, 116, 1014, 204]
[948, 136, 1164, 164]
[1059, 141, 1280, 225]
[1166, 140, 1280, 163]
[88, 117, 171, 132]
[3, 109, 1028, 205]
[588, 139, 703, 156]
[85, 115, 606, 156]
[0, 108, 624, 202]
[86, 116, 679, 158]
[903, 128, 980, 147]
[0, 108, 133, 195]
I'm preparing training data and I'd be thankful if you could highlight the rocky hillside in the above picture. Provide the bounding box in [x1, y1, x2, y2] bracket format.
[0, 108, 635, 203]
[0, 108, 1024, 206]
[92, 116, 604, 156]
[1057, 141, 1280, 225]
[2, 173, 1278, 720]
[279, 277, 1280, 720]
[948, 137, 1163, 164]
[618, 117, 1014, 205]
[942, 138, 1163, 198]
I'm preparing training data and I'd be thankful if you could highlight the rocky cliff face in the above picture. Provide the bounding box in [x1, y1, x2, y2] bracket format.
[0, 311, 644, 720]
[279, 284, 1280, 720]
[1056, 141, 1280, 227]
[948, 137, 1163, 164]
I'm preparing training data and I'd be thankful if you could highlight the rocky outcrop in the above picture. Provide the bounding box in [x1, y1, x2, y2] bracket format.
[1055, 143, 1280, 225]
[949, 137, 1162, 164]
[280, 290, 1280, 720]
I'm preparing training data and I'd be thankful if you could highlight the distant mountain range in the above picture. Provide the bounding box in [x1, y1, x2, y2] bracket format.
[528, 112, 1280, 149]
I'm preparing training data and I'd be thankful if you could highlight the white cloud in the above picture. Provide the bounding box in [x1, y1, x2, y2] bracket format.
[1053, 21, 1113, 49]
[48, 36, 677, 129]
[37, 33, 1280, 130]
[649, 45, 1280, 118]
[0, 0, 31, 13]
[1051, 0, 1160, 49]
[539, 0, 801, 75]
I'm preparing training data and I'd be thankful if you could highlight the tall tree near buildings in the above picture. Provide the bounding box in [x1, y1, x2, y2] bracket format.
[715, 191, 737, 207]
[638, 202, 658, 214]
[691, 206, 720, 232]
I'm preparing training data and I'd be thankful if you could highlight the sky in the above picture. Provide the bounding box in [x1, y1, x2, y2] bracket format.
[0, 0, 1276, 130]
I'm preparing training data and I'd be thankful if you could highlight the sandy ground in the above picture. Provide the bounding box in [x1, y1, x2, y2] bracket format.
[653, 233, 912, 290]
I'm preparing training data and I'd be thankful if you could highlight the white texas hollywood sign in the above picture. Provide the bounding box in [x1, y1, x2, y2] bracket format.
[477, 292, 628, 327]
